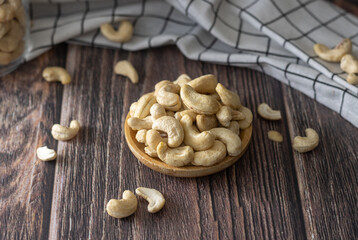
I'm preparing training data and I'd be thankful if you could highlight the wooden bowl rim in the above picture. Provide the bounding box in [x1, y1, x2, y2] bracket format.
[124, 114, 252, 178]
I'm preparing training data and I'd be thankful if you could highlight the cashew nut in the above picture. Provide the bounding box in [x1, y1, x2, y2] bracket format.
[0, 4, 15, 23]
[152, 116, 184, 148]
[36, 146, 57, 161]
[180, 84, 220, 115]
[114, 60, 138, 84]
[314, 39, 352, 62]
[0, 20, 24, 52]
[14, 6, 26, 27]
[174, 110, 197, 122]
[0, 40, 24, 65]
[292, 128, 319, 153]
[154, 80, 171, 95]
[129, 102, 137, 117]
[173, 74, 191, 87]
[192, 140, 227, 166]
[196, 114, 218, 132]
[238, 106, 253, 129]
[0, 21, 11, 39]
[51, 120, 80, 141]
[166, 111, 175, 117]
[133, 92, 156, 119]
[100, 20, 133, 43]
[216, 83, 241, 110]
[156, 83, 181, 111]
[216, 106, 232, 127]
[150, 103, 166, 121]
[347, 73, 358, 85]
[42, 67, 71, 85]
[340, 54, 358, 74]
[106, 190, 138, 219]
[127, 116, 153, 130]
[156, 142, 194, 167]
[268, 130, 283, 143]
[209, 128, 242, 156]
[135, 187, 165, 213]
[180, 114, 215, 151]
[257, 103, 281, 120]
[144, 129, 167, 157]
[228, 121, 240, 136]
[210, 92, 221, 102]
[135, 129, 147, 144]
[187, 74, 217, 94]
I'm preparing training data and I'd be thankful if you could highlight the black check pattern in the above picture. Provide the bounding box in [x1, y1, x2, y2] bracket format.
[27, 0, 358, 128]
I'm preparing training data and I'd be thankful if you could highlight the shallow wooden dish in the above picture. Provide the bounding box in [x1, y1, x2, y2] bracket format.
[124, 114, 252, 177]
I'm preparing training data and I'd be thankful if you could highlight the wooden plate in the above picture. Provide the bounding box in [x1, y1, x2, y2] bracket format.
[124, 114, 252, 177]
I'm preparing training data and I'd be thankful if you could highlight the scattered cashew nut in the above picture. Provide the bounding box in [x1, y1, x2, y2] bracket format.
[42, 67, 71, 85]
[180, 114, 215, 151]
[192, 140, 227, 166]
[156, 142, 194, 167]
[51, 120, 80, 141]
[292, 128, 319, 153]
[180, 84, 220, 115]
[257, 103, 281, 120]
[36, 146, 57, 161]
[340, 54, 358, 74]
[135, 187, 165, 213]
[106, 190, 138, 219]
[347, 73, 358, 85]
[314, 38, 352, 62]
[114, 60, 138, 84]
[267, 130, 283, 143]
[100, 20, 133, 43]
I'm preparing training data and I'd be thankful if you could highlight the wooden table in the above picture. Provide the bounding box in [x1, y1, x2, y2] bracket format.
[1, 2, 358, 239]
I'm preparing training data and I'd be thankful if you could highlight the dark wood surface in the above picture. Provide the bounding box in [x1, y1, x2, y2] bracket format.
[1, 1, 358, 239]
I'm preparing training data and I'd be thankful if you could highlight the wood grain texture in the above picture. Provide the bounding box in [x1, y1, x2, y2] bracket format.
[45, 45, 309, 239]
[282, 84, 358, 240]
[1, 4, 358, 236]
[0, 44, 67, 239]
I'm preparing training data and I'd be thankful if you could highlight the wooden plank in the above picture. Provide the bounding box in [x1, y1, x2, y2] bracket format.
[49, 45, 307, 239]
[0, 45, 67, 239]
[282, 84, 358, 239]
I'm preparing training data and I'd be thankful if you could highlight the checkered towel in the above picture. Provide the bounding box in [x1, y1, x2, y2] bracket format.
[28, 0, 358, 128]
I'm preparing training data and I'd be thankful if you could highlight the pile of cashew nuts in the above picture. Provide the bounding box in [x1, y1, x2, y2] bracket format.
[0, 0, 26, 65]
[314, 38, 358, 85]
[127, 74, 252, 167]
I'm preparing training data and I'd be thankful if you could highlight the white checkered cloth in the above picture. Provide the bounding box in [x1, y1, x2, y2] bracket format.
[28, 0, 358, 127]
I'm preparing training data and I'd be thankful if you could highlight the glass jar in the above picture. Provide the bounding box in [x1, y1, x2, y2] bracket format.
[0, 0, 29, 76]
